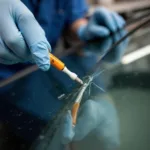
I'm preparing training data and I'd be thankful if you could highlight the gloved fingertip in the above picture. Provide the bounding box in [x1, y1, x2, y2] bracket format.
[39, 64, 50, 71]
[98, 28, 110, 37]
[30, 40, 51, 71]
[47, 43, 52, 52]
[121, 19, 126, 28]
[112, 12, 126, 30]
[118, 17, 126, 29]
[89, 25, 110, 38]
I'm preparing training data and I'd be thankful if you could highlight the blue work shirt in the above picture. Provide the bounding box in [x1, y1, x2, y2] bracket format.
[22, 0, 88, 47]
[0, 0, 104, 141]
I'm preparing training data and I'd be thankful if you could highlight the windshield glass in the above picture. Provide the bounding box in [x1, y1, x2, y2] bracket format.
[0, 5, 150, 150]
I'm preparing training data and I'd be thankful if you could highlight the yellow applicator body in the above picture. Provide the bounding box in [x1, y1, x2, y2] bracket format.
[49, 53, 83, 85]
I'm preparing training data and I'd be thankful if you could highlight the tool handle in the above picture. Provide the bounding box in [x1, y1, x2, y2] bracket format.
[72, 102, 80, 126]
[49, 53, 65, 71]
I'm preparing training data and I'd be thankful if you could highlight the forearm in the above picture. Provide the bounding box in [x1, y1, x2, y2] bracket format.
[70, 18, 88, 36]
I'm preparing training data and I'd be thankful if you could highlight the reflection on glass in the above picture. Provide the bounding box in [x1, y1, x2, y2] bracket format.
[0, 1, 150, 150]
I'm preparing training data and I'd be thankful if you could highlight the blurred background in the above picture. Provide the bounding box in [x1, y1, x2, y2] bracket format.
[88, 1, 150, 150]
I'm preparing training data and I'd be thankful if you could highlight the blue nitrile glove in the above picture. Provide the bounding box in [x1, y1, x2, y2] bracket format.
[102, 30, 129, 63]
[48, 98, 120, 150]
[0, 0, 51, 71]
[83, 29, 129, 63]
[78, 7, 126, 41]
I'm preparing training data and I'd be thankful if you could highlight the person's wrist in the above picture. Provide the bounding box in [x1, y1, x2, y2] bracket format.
[70, 18, 88, 40]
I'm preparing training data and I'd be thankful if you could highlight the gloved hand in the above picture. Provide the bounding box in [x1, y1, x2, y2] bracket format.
[78, 7, 126, 41]
[48, 98, 120, 150]
[0, 0, 51, 71]
[83, 29, 129, 63]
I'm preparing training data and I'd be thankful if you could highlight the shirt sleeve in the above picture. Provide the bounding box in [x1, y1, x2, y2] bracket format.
[66, 0, 89, 25]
